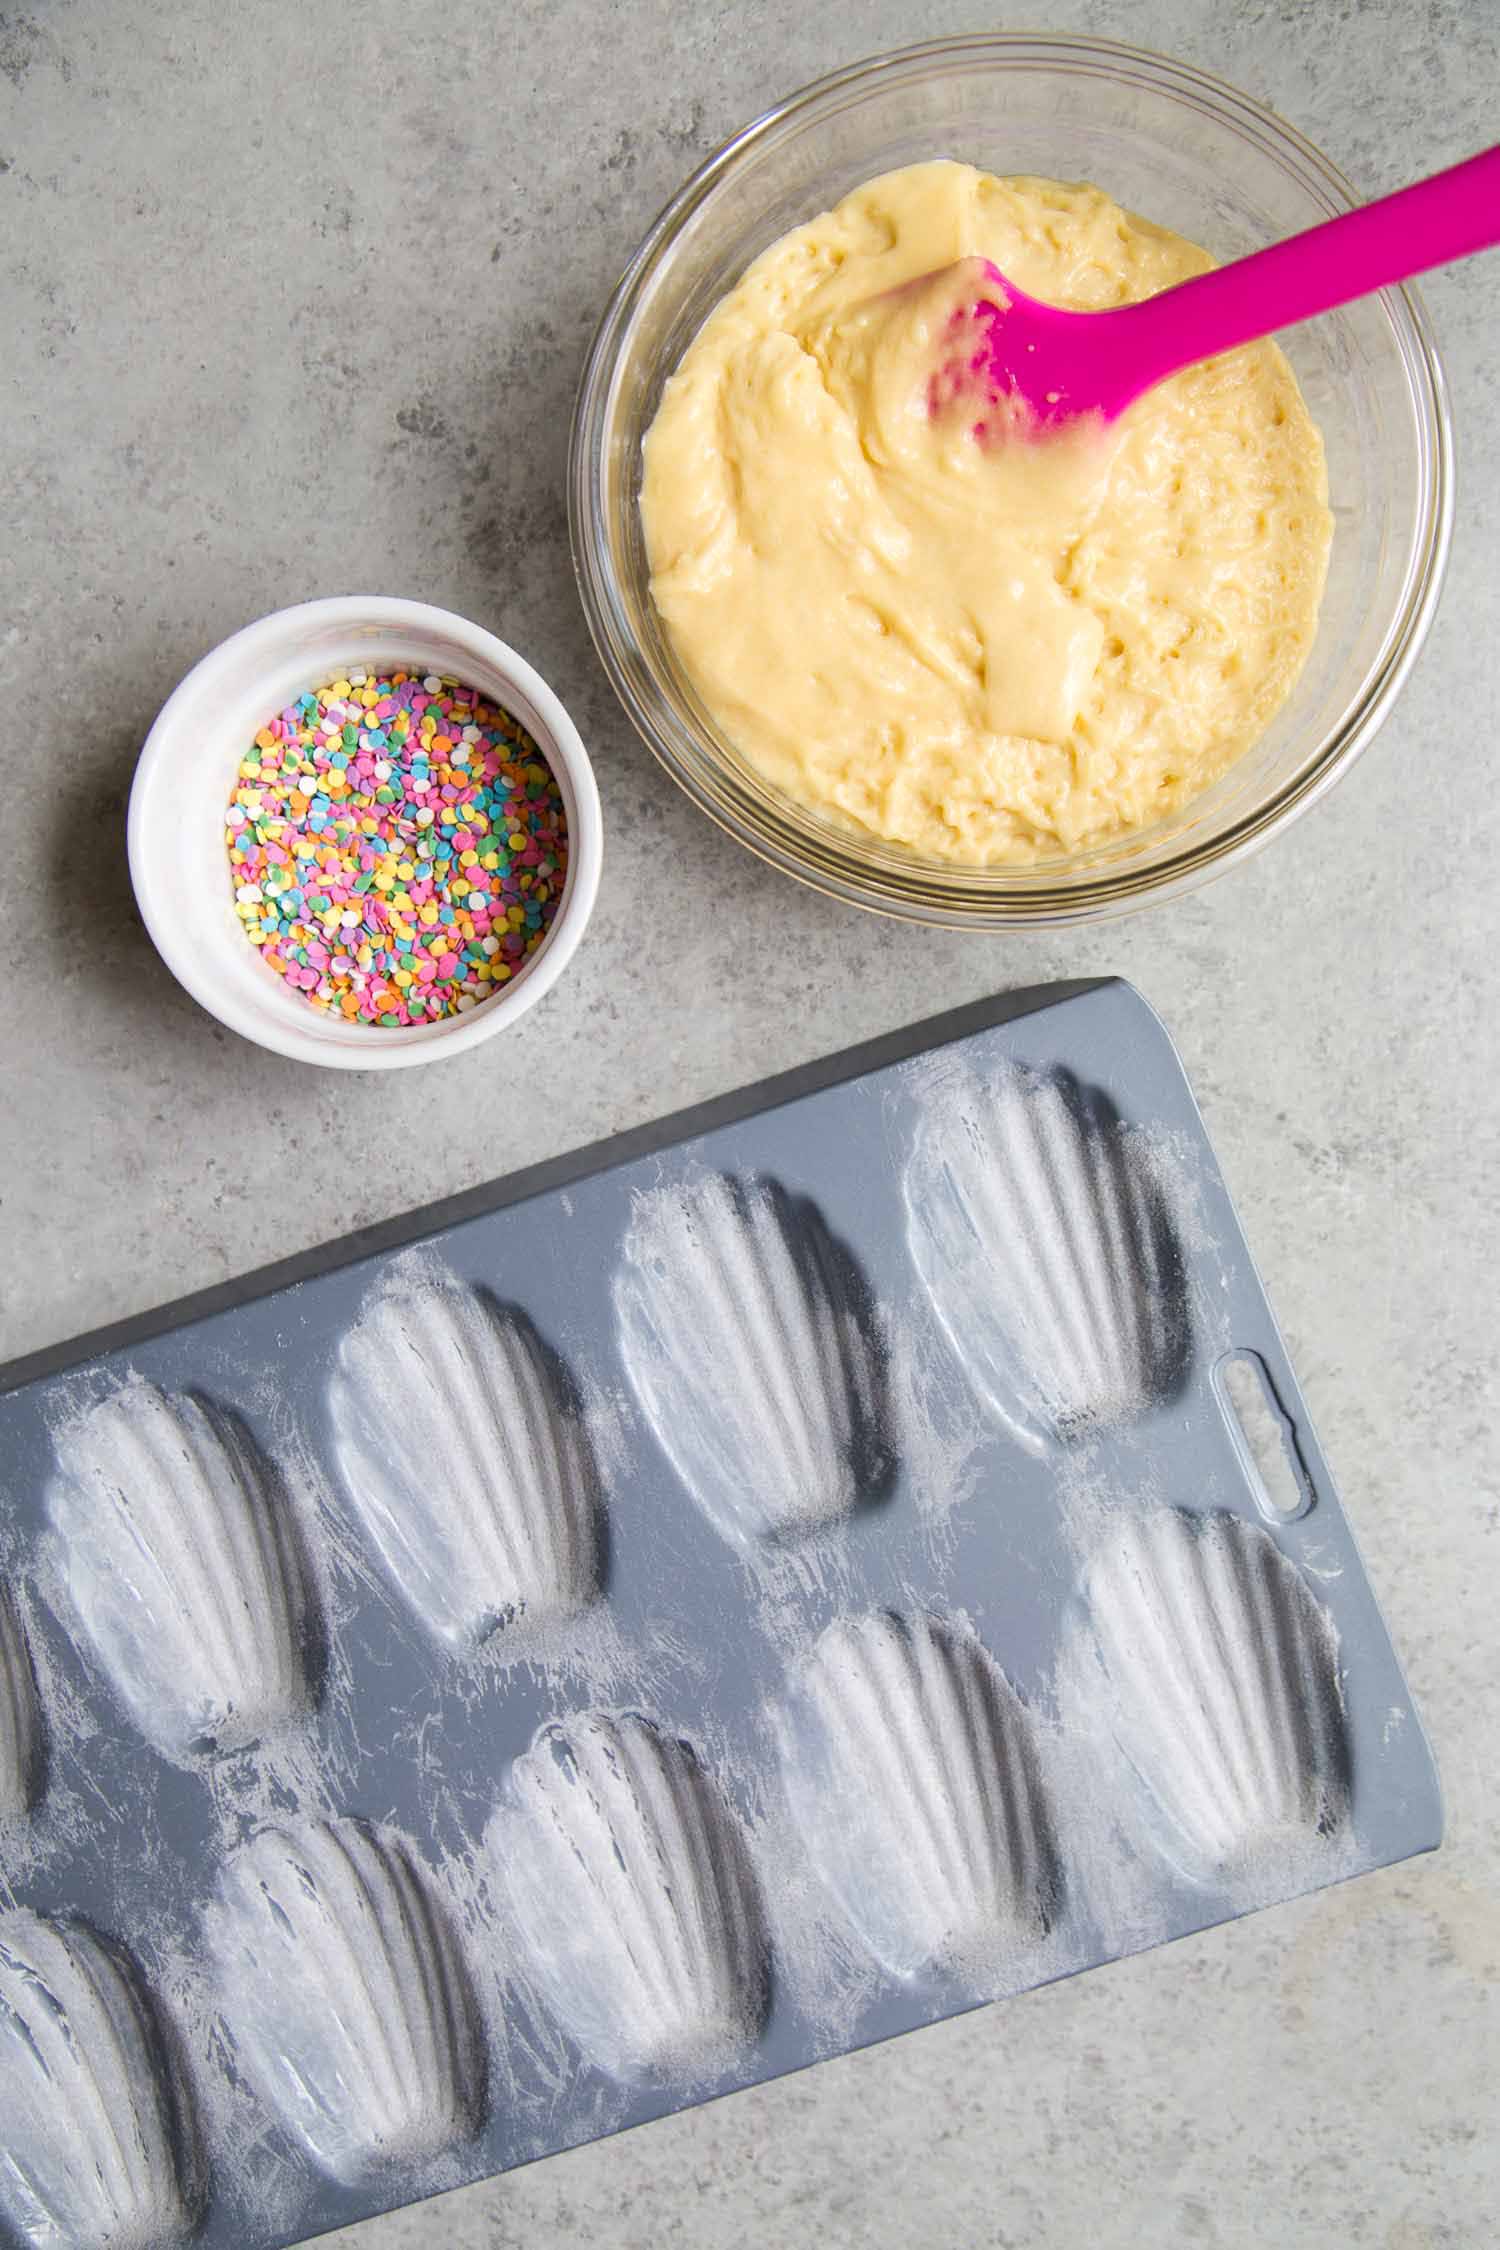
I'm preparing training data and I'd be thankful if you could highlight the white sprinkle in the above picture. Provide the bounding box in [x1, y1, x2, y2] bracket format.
[480, 936, 500, 955]
[423, 675, 442, 693]
[235, 883, 263, 904]
[348, 669, 368, 686]
[374, 760, 392, 781]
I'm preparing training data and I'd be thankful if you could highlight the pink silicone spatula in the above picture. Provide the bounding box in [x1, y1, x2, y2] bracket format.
[949, 142, 1500, 429]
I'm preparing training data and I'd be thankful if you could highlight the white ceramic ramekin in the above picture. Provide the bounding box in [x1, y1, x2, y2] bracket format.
[128, 597, 602, 1069]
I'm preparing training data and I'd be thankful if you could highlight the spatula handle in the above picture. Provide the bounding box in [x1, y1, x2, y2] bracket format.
[1127, 141, 1500, 380]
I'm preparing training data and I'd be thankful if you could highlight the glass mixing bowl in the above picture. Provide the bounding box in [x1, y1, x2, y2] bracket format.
[570, 35, 1451, 927]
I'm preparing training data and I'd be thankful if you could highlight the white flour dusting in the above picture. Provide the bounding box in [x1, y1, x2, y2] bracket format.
[902, 1055, 1182, 1449]
[490, 1709, 766, 2083]
[1056, 1506, 1350, 1899]
[0, 1908, 197, 2249]
[0, 1581, 42, 1821]
[778, 1610, 1053, 1984]
[614, 1173, 885, 1549]
[204, 1815, 484, 2186]
[43, 1382, 314, 1766]
[329, 1262, 599, 1655]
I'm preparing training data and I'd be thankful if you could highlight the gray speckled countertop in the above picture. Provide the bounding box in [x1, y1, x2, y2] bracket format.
[3, 3, 1496, 2246]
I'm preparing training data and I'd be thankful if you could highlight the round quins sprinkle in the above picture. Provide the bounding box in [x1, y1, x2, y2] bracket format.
[225, 671, 569, 1026]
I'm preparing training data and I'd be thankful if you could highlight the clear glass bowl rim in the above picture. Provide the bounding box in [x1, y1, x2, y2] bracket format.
[569, 31, 1454, 929]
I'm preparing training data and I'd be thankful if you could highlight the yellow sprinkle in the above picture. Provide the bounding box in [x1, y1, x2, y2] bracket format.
[328, 679, 351, 699]
[459, 850, 478, 868]
[392, 969, 414, 988]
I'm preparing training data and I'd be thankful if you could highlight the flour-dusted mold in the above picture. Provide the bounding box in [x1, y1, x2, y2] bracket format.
[0, 1909, 195, 2250]
[46, 1381, 312, 1763]
[0, 980, 1443, 2250]
[495, 1710, 766, 2079]
[781, 1611, 1051, 1979]
[1071, 1506, 1348, 1882]
[206, 1816, 483, 2184]
[904, 1060, 1181, 1445]
[615, 1173, 883, 1547]
[0, 1583, 42, 1817]
[329, 1272, 598, 1651]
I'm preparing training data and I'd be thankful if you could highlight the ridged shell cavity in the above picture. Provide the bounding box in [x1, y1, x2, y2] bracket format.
[0, 1909, 193, 2250]
[614, 1173, 881, 1547]
[904, 1061, 1181, 1442]
[1074, 1507, 1347, 1881]
[782, 1611, 1051, 1979]
[0, 1582, 43, 1818]
[494, 1711, 765, 2080]
[47, 1382, 311, 1761]
[329, 1276, 599, 1651]
[206, 1816, 484, 2183]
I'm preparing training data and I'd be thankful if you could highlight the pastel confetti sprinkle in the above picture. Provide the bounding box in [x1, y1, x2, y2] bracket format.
[225, 672, 569, 1025]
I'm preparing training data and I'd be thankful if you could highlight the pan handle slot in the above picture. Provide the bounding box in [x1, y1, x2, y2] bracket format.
[1213, 1349, 1313, 1524]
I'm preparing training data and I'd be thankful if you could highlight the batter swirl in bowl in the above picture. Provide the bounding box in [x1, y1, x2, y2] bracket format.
[642, 161, 1331, 867]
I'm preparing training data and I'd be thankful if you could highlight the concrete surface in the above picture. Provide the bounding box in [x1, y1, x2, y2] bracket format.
[2, 2, 1496, 2245]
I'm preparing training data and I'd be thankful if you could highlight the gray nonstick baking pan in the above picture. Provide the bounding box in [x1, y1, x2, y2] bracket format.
[0, 978, 1441, 2250]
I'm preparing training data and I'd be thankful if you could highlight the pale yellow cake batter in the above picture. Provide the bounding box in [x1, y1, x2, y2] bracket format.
[641, 162, 1333, 866]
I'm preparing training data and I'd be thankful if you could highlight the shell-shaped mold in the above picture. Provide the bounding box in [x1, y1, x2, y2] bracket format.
[614, 1172, 881, 1547]
[494, 1711, 765, 2080]
[0, 1909, 193, 2250]
[781, 1612, 1051, 1979]
[903, 1062, 1181, 1443]
[0, 1583, 43, 1818]
[206, 1816, 483, 2184]
[46, 1381, 311, 1762]
[329, 1276, 598, 1651]
[1073, 1507, 1347, 1882]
